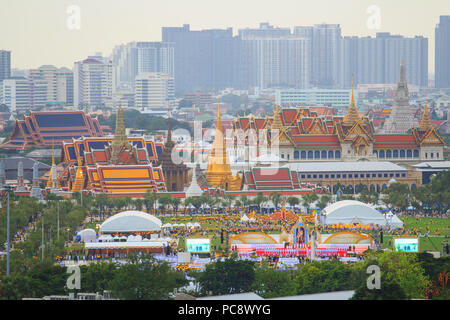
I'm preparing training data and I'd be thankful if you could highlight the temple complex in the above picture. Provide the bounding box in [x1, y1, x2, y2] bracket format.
[231, 86, 445, 164]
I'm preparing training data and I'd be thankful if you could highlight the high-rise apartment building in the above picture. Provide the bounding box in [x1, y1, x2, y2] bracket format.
[111, 42, 175, 89]
[238, 22, 291, 39]
[162, 24, 236, 95]
[339, 33, 428, 88]
[29, 65, 74, 107]
[294, 24, 342, 88]
[0, 50, 11, 83]
[134, 72, 175, 110]
[239, 36, 310, 89]
[435, 16, 450, 88]
[74, 56, 114, 108]
[0, 77, 31, 113]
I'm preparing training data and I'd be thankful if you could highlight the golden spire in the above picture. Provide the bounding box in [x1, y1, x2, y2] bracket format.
[47, 139, 56, 189]
[419, 99, 433, 131]
[206, 102, 241, 191]
[111, 107, 130, 162]
[343, 77, 360, 126]
[271, 103, 284, 130]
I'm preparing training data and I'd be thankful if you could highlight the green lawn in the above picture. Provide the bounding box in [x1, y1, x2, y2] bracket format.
[400, 216, 450, 236]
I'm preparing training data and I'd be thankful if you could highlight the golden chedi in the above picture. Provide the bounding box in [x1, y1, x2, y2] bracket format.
[206, 103, 241, 191]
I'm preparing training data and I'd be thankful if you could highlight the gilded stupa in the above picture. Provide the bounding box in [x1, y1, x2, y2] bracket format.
[206, 103, 242, 191]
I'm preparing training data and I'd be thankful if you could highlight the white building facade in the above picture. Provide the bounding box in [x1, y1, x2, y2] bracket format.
[134, 72, 175, 110]
[74, 56, 114, 108]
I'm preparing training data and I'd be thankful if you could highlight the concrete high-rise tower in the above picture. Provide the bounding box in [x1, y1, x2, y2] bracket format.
[435, 16, 450, 88]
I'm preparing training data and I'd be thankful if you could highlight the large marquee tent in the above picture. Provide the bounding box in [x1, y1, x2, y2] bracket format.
[99, 210, 162, 233]
[321, 200, 387, 227]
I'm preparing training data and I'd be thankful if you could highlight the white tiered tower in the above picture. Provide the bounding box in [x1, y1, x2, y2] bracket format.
[380, 59, 418, 134]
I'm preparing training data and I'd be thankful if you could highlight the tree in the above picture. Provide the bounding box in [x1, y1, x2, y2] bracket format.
[143, 190, 157, 214]
[239, 195, 250, 208]
[170, 197, 181, 215]
[294, 260, 356, 295]
[198, 257, 255, 296]
[252, 192, 267, 212]
[222, 194, 235, 209]
[109, 254, 186, 300]
[286, 196, 299, 209]
[79, 262, 118, 293]
[385, 182, 411, 211]
[252, 266, 297, 298]
[317, 194, 331, 210]
[352, 251, 430, 300]
[134, 198, 144, 211]
[157, 194, 172, 214]
[270, 192, 282, 210]
[351, 279, 407, 300]
[302, 193, 318, 209]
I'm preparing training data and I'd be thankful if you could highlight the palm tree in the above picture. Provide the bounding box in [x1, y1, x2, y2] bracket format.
[287, 196, 299, 209]
[317, 194, 331, 210]
[252, 192, 267, 213]
[143, 190, 157, 214]
[270, 192, 282, 210]
[170, 197, 181, 216]
[302, 193, 318, 210]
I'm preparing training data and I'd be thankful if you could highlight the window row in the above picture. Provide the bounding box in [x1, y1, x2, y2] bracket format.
[374, 149, 419, 159]
[299, 172, 407, 179]
[291, 150, 341, 160]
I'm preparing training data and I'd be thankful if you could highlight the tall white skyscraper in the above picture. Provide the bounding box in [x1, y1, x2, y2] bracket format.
[134, 72, 175, 110]
[74, 56, 114, 108]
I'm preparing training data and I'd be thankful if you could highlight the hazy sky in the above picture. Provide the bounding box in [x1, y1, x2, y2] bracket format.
[1, 0, 449, 71]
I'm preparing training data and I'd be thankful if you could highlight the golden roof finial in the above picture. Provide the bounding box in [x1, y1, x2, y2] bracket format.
[419, 98, 433, 131]
[343, 76, 360, 126]
[51, 139, 55, 166]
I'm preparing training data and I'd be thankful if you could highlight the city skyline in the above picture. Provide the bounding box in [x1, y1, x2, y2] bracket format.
[1, 0, 449, 71]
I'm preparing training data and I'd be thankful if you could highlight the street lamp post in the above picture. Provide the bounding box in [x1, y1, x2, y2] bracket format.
[2, 185, 14, 277]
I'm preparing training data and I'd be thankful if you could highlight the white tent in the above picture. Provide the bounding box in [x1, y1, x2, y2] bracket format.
[162, 223, 173, 228]
[249, 218, 256, 222]
[241, 214, 250, 222]
[388, 214, 404, 229]
[77, 228, 97, 243]
[322, 200, 387, 227]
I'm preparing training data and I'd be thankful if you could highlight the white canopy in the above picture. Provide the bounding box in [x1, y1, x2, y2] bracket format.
[241, 214, 250, 222]
[162, 223, 173, 228]
[100, 210, 161, 233]
[322, 200, 387, 227]
[77, 228, 97, 243]
[387, 214, 404, 229]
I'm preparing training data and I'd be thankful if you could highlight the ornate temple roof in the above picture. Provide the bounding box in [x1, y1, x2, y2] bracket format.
[1, 111, 103, 150]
